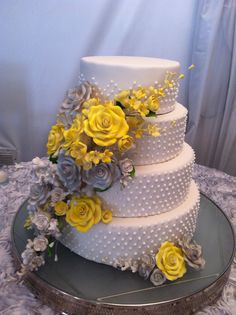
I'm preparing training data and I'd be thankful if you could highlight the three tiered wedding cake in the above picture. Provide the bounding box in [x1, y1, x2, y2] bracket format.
[60, 57, 200, 267]
[22, 56, 204, 285]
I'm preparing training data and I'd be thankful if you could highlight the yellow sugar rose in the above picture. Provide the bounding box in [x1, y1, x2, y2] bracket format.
[156, 241, 186, 281]
[47, 124, 64, 155]
[84, 103, 129, 146]
[54, 201, 68, 216]
[118, 135, 134, 152]
[66, 195, 102, 232]
[101, 210, 113, 224]
[71, 114, 84, 133]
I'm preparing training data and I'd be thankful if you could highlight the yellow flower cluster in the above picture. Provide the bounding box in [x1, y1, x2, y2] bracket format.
[156, 241, 186, 281]
[54, 195, 112, 232]
[114, 85, 163, 117]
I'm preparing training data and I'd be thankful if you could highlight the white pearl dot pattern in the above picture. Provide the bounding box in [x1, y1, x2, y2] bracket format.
[127, 103, 187, 165]
[98, 143, 195, 217]
[60, 182, 200, 266]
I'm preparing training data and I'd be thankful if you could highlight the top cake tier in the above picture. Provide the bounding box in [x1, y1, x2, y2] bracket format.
[80, 56, 180, 114]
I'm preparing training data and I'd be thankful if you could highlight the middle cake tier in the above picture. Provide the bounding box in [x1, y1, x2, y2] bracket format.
[98, 143, 194, 217]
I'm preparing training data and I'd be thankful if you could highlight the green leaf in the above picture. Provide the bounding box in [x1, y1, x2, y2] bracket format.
[115, 101, 125, 109]
[146, 111, 157, 117]
[47, 245, 53, 258]
[95, 186, 111, 192]
[57, 217, 65, 231]
[129, 167, 136, 178]
[49, 155, 58, 164]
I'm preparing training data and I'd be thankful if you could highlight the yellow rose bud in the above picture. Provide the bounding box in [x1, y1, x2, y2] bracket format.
[54, 201, 68, 216]
[101, 210, 113, 224]
[68, 141, 87, 160]
[84, 104, 129, 146]
[147, 95, 160, 112]
[47, 124, 64, 156]
[118, 135, 134, 152]
[156, 241, 187, 281]
[66, 195, 102, 232]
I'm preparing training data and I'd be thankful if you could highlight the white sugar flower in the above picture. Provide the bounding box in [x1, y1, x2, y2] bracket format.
[33, 235, 49, 252]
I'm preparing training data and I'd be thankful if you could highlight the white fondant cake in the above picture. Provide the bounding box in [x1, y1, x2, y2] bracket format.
[99, 143, 194, 217]
[59, 56, 200, 268]
[61, 181, 199, 266]
[80, 56, 180, 114]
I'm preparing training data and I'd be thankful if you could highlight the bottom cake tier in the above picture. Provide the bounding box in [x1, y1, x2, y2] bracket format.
[60, 181, 200, 267]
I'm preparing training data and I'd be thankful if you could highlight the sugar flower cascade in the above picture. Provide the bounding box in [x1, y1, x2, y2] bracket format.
[20, 66, 205, 286]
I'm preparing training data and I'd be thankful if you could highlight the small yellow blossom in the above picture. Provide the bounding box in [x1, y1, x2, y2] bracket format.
[132, 87, 146, 100]
[68, 140, 87, 160]
[147, 125, 160, 137]
[126, 116, 143, 128]
[66, 195, 102, 232]
[188, 64, 195, 70]
[134, 128, 144, 139]
[54, 201, 68, 216]
[165, 79, 174, 88]
[114, 90, 130, 107]
[100, 149, 113, 163]
[118, 135, 134, 152]
[24, 217, 31, 229]
[156, 241, 186, 281]
[178, 74, 185, 80]
[63, 128, 81, 149]
[101, 210, 113, 224]
[71, 114, 84, 132]
[86, 150, 102, 165]
[138, 103, 149, 117]
[47, 124, 64, 155]
[171, 120, 176, 127]
[82, 98, 99, 109]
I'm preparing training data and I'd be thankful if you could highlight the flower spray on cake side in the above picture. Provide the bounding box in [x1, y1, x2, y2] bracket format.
[20, 67, 204, 286]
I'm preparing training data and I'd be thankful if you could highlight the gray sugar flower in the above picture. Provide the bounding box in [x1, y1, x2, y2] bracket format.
[178, 236, 205, 270]
[138, 262, 153, 280]
[33, 235, 49, 252]
[28, 180, 51, 206]
[48, 218, 61, 238]
[50, 187, 68, 204]
[141, 254, 156, 270]
[57, 151, 82, 193]
[21, 247, 36, 265]
[119, 158, 134, 176]
[29, 255, 45, 271]
[150, 268, 166, 286]
[30, 211, 51, 232]
[82, 162, 121, 191]
[59, 82, 92, 115]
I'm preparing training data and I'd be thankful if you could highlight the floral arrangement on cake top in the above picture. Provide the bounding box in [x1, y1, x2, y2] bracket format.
[19, 66, 205, 286]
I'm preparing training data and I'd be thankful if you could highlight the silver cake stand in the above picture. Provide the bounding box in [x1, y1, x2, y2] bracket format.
[11, 193, 235, 315]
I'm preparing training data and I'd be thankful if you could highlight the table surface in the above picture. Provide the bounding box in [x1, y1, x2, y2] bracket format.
[0, 162, 236, 315]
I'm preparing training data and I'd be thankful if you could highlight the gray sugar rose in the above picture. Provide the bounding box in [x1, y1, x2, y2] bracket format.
[57, 151, 82, 193]
[150, 268, 166, 286]
[179, 236, 205, 270]
[119, 158, 134, 175]
[29, 181, 50, 206]
[82, 162, 121, 191]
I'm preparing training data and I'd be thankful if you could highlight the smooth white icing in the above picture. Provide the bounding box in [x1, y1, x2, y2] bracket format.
[128, 103, 187, 165]
[80, 56, 180, 114]
[99, 143, 194, 217]
[60, 181, 199, 266]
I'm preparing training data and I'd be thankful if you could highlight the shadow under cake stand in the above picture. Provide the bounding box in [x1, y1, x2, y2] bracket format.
[11, 193, 235, 315]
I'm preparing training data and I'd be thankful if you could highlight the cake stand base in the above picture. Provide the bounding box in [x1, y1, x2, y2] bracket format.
[11, 194, 235, 315]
